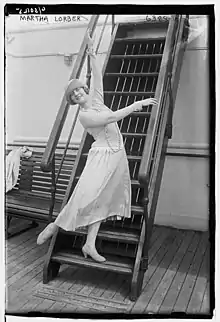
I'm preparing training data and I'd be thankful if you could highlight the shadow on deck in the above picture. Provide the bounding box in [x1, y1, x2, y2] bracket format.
[5, 219, 211, 317]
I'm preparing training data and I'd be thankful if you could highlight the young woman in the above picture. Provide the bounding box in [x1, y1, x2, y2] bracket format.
[37, 30, 158, 262]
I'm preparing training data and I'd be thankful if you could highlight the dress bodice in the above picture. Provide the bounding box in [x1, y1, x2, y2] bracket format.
[78, 53, 123, 151]
[82, 105, 123, 150]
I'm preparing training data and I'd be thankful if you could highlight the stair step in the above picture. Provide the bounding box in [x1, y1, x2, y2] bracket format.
[122, 132, 146, 138]
[105, 72, 159, 77]
[64, 226, 140, 244]
[126, 155, 142, 161]
[103, 205, 145, 231]
[131, 179, 140, 186]
[101, 205, 144, 230]
[104, 91, 155, 96]
[52, 250, 133, 274]
[115, 36, 166, 43]
[110, 54, 163, 59]
[82, 153, 142, 161]
[74, 176, 140, 187]
[131, 111, 152, 117]
[131, 205, 144, 213]
[104, 220, 143, 232]
[100, 243, 136, 258]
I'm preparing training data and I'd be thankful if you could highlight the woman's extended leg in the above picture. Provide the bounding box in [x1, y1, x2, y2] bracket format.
[37, 222, 57, 245]
[82, 220, 106, 262]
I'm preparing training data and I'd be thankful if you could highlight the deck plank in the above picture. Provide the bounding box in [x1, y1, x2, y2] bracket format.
[89, 271, 114, 297]
[5, 225, 210, 315]
[46, 300, 67, 313]
[145, 230, 195, 313]
[60, 303, 78, 313]
[6, 232, 39, 257]
[92, 273, 129, 313]
[148, 227, 172, 259]
[148, 226, 163, 247]
[48, 265, 78, 289]
[7, 244, 47, 278]
[6, 252, 45, 288]
[75, 268, 108, 297]
[6, 249, 46, 310]
[70, 269, 119, 313]
[187, 245, 210, 313]
[59, 267, 91, 293]
[7, 297, 30, 314]
[51, 267, 80, 292]
[158, 230, 201, 313]
[131, 228, 182, 313]
[172, 232, 208, 312]
[42, 267, 109, 314]
[18, 296, 45, 313]
[7, 238, 41, 266]
[112, 277, 131, 303]
[100, 227, 166, 304]
[130, 228, 176, 309]
[6, 270, 42, 310]
[6, 224, 42, 250]
[200, 281, 210, 314]
[143, 229, 185, 313]
[65, 270, 104, 313]
[112, 228, 171, 304]
[68, 268, 94, 293]
[97, 272, 124, 299]
[32, 298, 56, 312]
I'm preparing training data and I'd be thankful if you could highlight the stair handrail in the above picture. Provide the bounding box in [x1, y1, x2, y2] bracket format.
[138, 15, 185, 186]
[147, 15, 186, 190]
[40, 15, 99, 172]
[133, 15, 188, 286]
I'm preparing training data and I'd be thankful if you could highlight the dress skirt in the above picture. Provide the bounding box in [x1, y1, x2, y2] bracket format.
[54, 146, 131, 231]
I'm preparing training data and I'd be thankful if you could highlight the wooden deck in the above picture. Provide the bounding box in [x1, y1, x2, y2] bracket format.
[5, 219, 211, 316]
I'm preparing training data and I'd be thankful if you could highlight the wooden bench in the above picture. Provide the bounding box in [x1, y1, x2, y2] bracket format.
[5, 143, 77, 238]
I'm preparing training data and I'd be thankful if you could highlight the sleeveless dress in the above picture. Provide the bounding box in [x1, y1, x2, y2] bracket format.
[54, 59, 131, 231]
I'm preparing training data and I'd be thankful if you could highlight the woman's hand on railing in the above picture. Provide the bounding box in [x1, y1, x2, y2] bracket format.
[132, 98, 158, 112]
[86, 29, 96, 54]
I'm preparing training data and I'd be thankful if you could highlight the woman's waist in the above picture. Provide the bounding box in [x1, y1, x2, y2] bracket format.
[92, 139, 122, 148]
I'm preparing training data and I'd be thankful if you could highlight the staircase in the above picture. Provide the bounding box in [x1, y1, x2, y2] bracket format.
[41, 15, 189, 301]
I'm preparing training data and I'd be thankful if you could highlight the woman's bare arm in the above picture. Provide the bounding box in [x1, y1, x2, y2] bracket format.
[86, 30, 105, 107]
[79, 98, 158, 129]
[82, 30, 158, 129]
[89, 51, 104, 107]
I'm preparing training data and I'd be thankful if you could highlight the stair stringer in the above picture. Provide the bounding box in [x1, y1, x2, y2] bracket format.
[130, 212, 147, 301]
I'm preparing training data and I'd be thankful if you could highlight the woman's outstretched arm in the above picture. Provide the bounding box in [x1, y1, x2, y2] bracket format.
[89, 50, 104, 106]
[79, 98, 158, 129]
[86, 30, 104, 107]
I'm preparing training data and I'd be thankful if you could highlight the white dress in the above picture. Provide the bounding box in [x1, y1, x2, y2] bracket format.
[54, 57, 131, 231]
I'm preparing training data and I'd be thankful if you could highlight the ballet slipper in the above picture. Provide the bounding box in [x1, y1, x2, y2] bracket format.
[82, 244, 106, 263]
[37, 223, 57, 245]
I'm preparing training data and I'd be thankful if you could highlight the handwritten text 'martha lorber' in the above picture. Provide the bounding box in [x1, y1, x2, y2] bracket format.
[19, 15, 87, 23]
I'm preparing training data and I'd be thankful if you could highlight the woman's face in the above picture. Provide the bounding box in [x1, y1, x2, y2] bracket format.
[70, 87, 88, 105]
